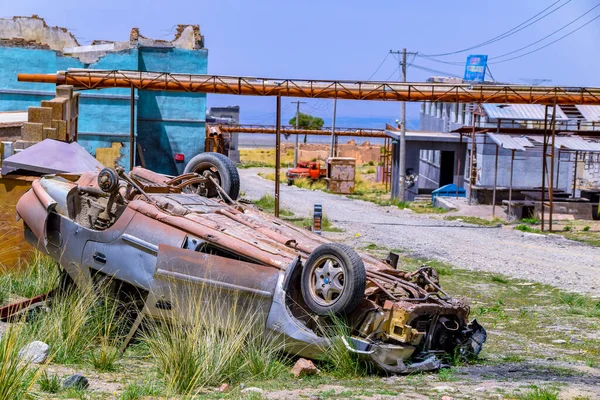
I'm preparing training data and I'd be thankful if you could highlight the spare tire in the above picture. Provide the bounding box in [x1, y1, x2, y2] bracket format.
[183, 152, 240, 200]
[301, 243, 366, 315]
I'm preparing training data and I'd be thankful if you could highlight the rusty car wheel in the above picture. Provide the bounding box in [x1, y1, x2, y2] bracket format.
[183, 152, 240, 199]
[301, 243, 366, 315]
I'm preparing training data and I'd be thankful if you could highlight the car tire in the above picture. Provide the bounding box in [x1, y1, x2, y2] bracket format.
[287, 179, 294, 186]
[301, 243, 366, 315]
[184, 152, 240, 200]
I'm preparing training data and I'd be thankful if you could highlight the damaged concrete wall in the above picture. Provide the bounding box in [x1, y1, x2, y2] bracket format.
[137, 47, 208, 175]
[0, 15, 79, 51]
[0, 16, 208, 173]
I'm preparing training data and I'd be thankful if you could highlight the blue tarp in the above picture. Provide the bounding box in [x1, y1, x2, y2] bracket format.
[432, 184, 465, 202]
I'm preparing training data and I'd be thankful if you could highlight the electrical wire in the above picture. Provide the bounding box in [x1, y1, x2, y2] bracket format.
[491, 2, 600, 60]
[489, 13, 600, 64]
[366, 53, 390, 80]
[423, 0, 570, 57]
[410, 63, 463, 79]
[384, 66, 400, 81]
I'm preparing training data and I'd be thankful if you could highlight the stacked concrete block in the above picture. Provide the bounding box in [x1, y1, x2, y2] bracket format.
[41, 98, 69, 121]
[19, 85, 79, 146]
[43, 127, 58, 140]
[27, 107, 53, 128]
[51, 120, 67, 141]
[22, 122, 44, 142]
[14, 140, 37, 150]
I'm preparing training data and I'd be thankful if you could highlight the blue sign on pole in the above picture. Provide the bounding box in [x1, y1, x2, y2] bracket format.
[464, 55, 488, 82]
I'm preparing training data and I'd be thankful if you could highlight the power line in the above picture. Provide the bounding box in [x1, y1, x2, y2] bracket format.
[489, 13, 600, 64]
[366, 53, 390, 80]
[384, 66, 400, 81]
[423, 0, 570, 57]
[410, 63, 463, 79]
[491, 3, 600, 60]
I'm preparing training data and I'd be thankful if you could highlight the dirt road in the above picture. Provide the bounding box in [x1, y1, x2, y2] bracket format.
[240, 168, 600, 294]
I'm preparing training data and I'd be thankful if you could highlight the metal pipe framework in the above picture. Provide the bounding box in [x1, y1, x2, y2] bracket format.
[17, 70, 600, 105]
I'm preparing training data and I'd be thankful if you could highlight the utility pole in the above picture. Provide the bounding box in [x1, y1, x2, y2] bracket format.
[389, 49, 415, 201]
[330, 97, 338, 158]
[291, 100, 306, 166]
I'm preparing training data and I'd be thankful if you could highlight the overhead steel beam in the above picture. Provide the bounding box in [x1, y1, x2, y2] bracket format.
[17, 70, 600, 105]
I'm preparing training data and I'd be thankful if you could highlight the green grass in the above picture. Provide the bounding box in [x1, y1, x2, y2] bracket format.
[490, 274, 510, 284]
[120, 382, 163, 400]
[0, 324, 42, 400]
[284, 215, 344, 232]
[515, 224, 543, 233]
[253, 194, 294, 217]
[141, 285, 290, 395]
[38, 372, 61, 394]
[516, 387, 559, 400]
[445, 216, 504, 226]
[0, 252, 59, 306]
[521, 218, 539, 225]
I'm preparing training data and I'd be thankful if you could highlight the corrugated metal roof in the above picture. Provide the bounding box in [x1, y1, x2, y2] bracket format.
[486, 133, 534, 151]
[574, 105, 600, 122]
[527, 135, 600, 152]
[482, 103, 569, 121]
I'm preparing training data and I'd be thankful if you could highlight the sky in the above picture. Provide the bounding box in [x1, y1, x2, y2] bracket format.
[2, 0, 599, 127]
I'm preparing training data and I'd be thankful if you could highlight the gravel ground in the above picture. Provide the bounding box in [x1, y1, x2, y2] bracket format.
[240, 168, 600, 294]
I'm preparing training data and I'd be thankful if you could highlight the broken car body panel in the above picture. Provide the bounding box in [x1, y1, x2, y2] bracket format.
[15, 165, 485, 372]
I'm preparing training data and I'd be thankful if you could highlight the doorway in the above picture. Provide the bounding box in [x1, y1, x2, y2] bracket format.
[439, 151, 455, 187]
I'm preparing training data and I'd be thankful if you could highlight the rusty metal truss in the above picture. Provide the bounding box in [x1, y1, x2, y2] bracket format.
[17, 70, 600, 105]
[213, 124, 389, 138]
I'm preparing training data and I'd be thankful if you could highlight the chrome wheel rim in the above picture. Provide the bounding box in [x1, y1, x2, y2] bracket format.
[308, 255, 345, 306]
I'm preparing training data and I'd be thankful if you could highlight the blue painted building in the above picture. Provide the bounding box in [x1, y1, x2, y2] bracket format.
[0, 16, 207, 174]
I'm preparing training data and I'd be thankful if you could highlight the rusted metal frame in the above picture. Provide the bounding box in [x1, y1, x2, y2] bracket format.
[555, 150, 561, 189]
[20, 71, 600, 104]
[130, 83, 135, 170]
[217, 208, 311, 254]
[240, 77, 266, 96]
[129, 201, 289, 268]
[366, 276, 399, 300]
[508, 149, 515, 220]
[335, 82, 355, 99]
[468, 106, 480, 205]
[309, 82, 337, 99]
[456, 132, 463, 199]
[208, 176, 237, 205]
[275, 96, 281, 217]
[571, 151, 579, 197]
[212, 76, 239, 95]
[541, 105, 549, 232]
[355, 82, 386, 101]
[492, 142, 499, 218]
[366, 271, 417, 298]
[367, 269, 424, 298]
[549, 103, 557, 232]
[167, 74, 193, 93]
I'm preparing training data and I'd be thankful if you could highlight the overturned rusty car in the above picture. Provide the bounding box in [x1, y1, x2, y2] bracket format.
[14, 152, 485, 373]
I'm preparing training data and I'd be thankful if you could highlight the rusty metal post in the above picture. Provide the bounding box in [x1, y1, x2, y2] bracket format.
[456, 133, 462, 199]
[541, 106, 548, 232]
[130, 83, 135, 170]
[492, 144, 499, 218]
[508, 149, 515, 220]
[555, 150, 561, 190]
[571, 151, 579, 198]
[275, 96, 281, 217]
[549, 103, 557, 232]
[468, 117, 476, 205]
